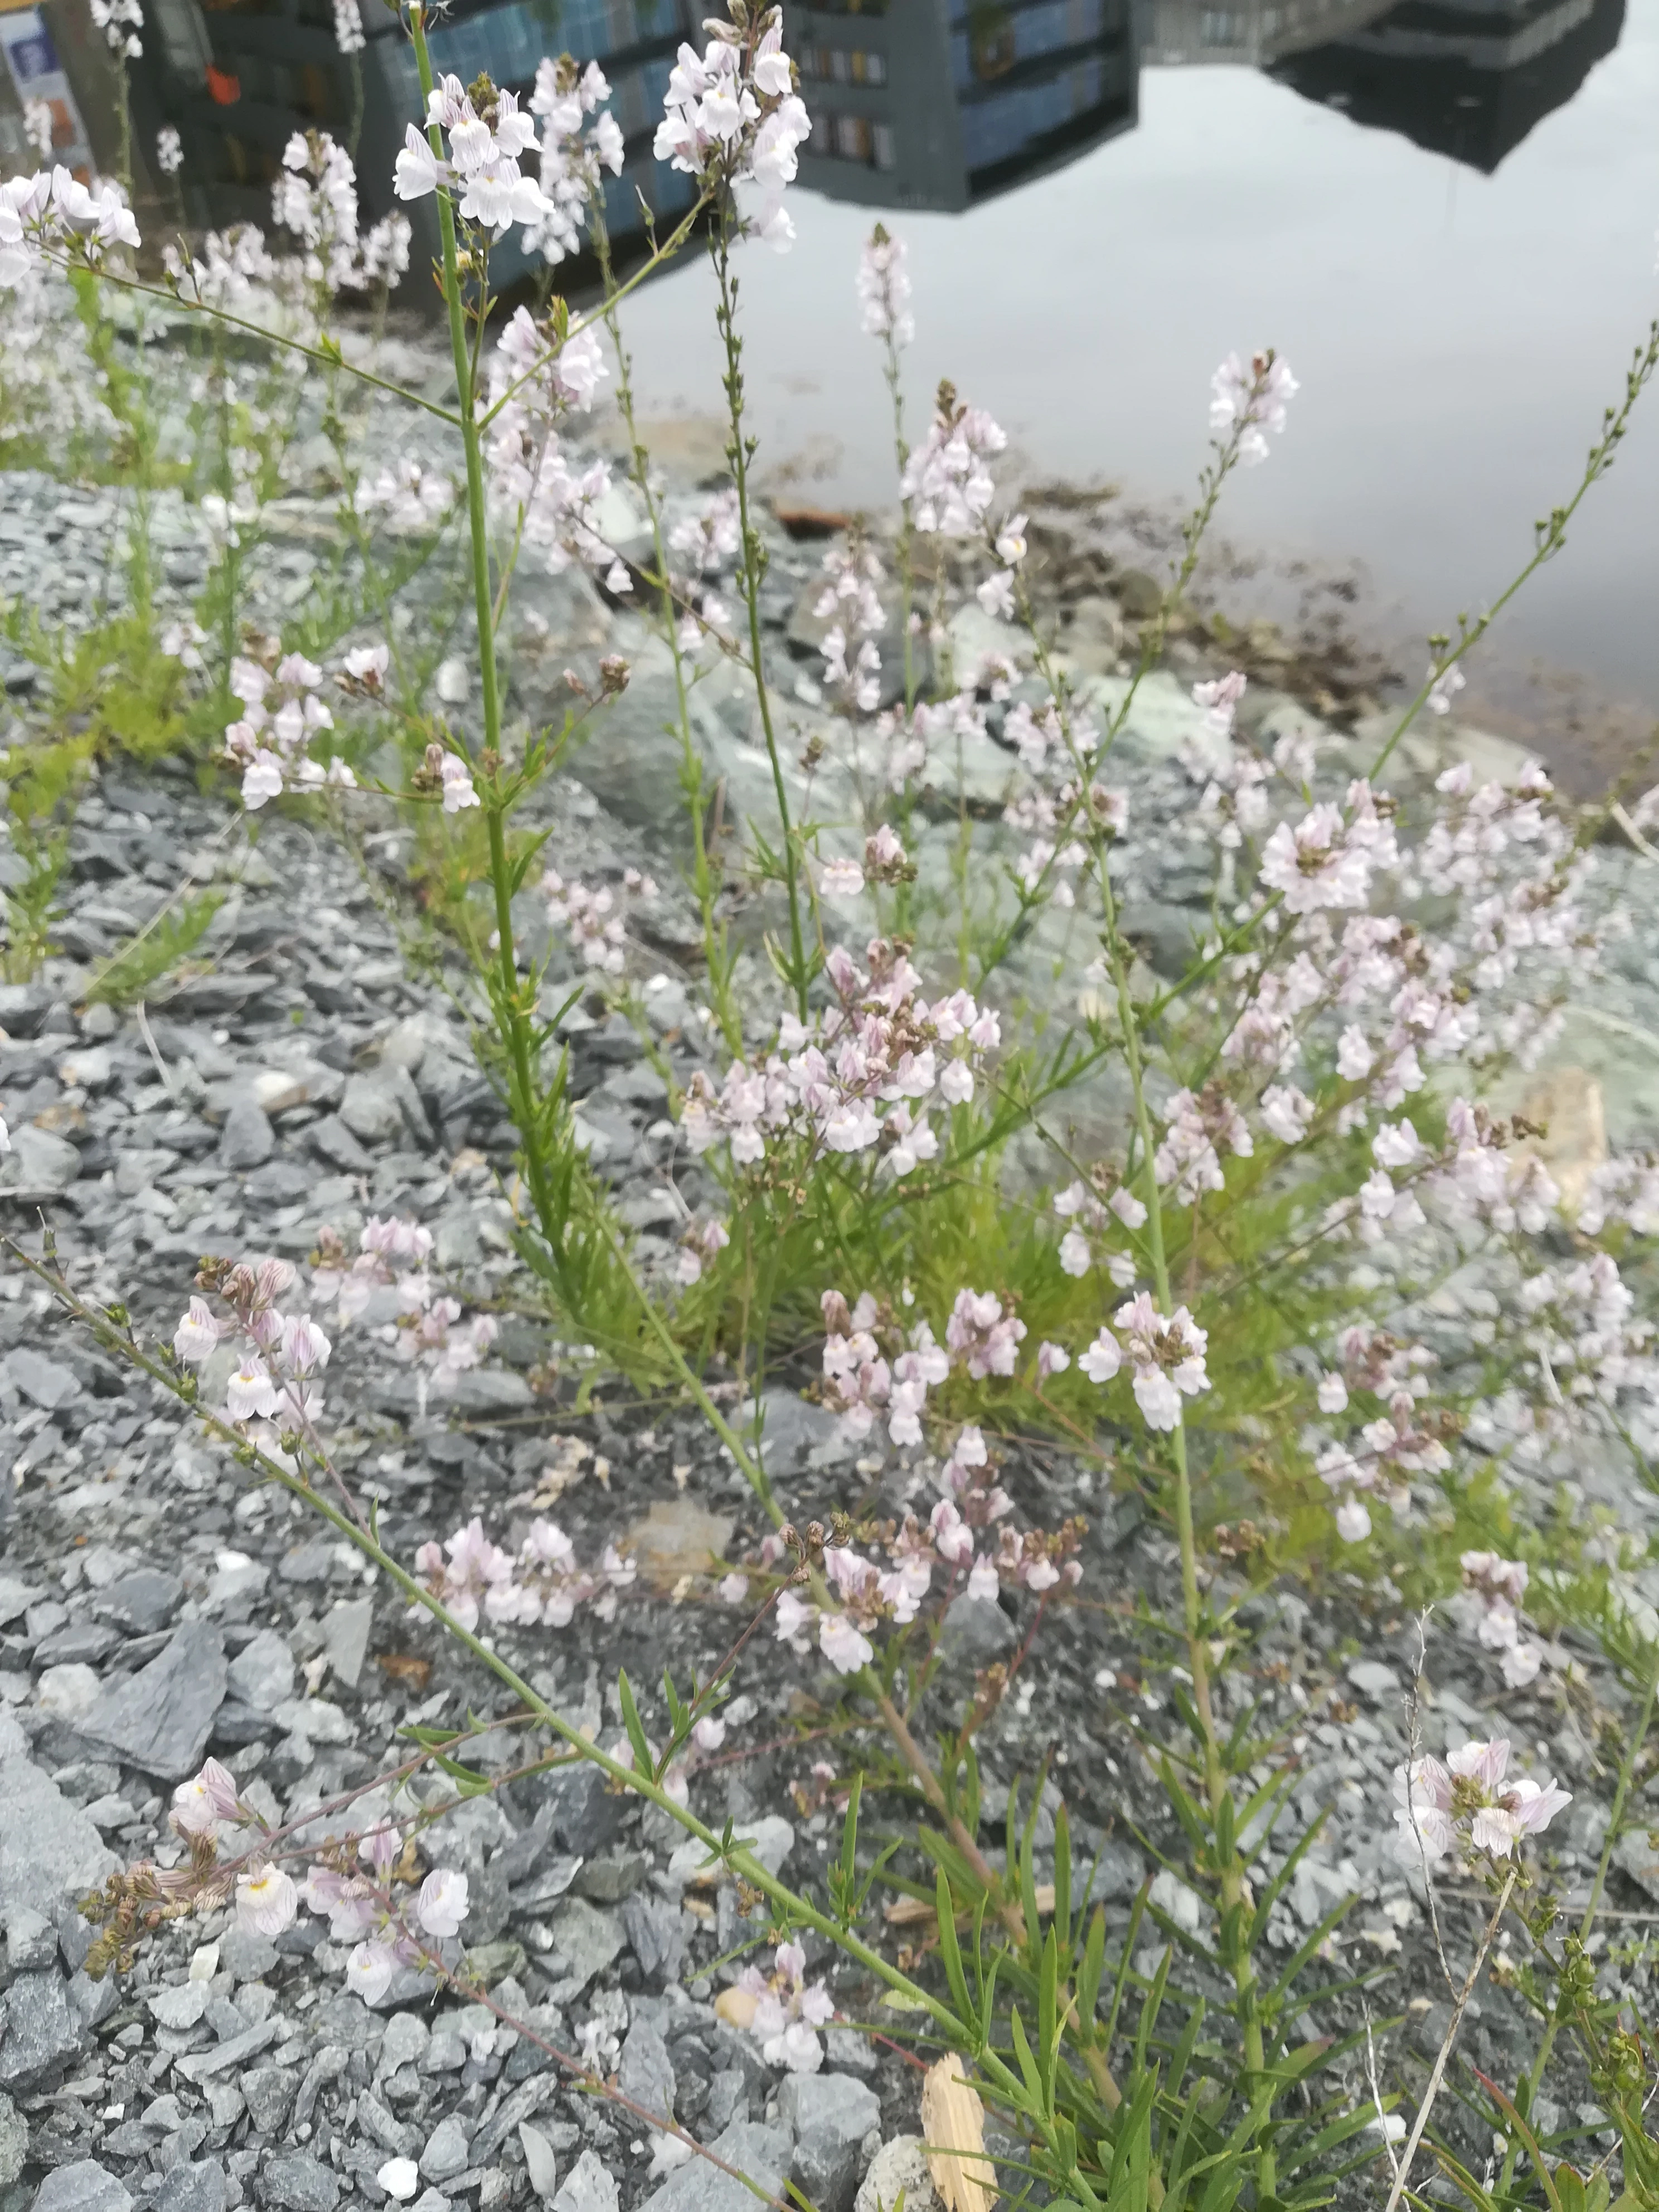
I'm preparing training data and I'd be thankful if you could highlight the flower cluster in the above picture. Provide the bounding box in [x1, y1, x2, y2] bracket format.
[90, 0, 143, 58]
[395, 75, 560, 236]
[1154, 1082, 1254, 1206]
[1393, 1738, 1569, 1869]
[1081, 1294, 1211, 1432]
[1459, 1551, 1542, 1689]
[414, 1515, 636, 1633]
[764, 1492, 1082, 1676]
[159, 1757, 473, 2006]
[312, 1219, 499, 1395]
[156, 124, 183, 177]
[162, 224, 274, 310]
[541, 865, 656, 974]
[1209, 347, 1298, 465]
[1054, 1172, 1146, 1285]
[818, 825, 910, 903]
[272, 132, 410, 302]
[482, 304, 619, 586]
[857, 222, 913, 347]
[355, 459, 454, 532]
[172, 1257, 332, 1466]
[680, 940, 998, 1171]
[0, 168, 140, 290]
[820, 1290, 948, 1446]
[734, 1942, 834, 2072]
[523, 57, 624, 265]
[814, 541, 885, 712]
[222, 650, 357, 808]
[654, 10, 811, 249]
[900, 382, 1007, 536]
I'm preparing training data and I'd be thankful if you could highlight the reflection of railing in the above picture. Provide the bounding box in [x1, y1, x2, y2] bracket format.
[1141, 0, 1397, 65]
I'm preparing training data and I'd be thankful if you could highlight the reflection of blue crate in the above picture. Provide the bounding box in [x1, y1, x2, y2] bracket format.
[3, 27, 62, 85]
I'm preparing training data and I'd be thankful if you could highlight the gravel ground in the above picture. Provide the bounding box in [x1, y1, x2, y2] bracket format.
[4, 347, 1659, 2209]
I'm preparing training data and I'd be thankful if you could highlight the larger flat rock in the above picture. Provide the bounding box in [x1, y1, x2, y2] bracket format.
[0, 1754, 118, 1917]
[83, 1621, 226, 1779]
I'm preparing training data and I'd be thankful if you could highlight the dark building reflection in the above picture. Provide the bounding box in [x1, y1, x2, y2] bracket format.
[1267, 0, 1625, 172]
[784, 0, 1138, 211]
[120, 0, 701, 259]
[7, 0, 1622, 260]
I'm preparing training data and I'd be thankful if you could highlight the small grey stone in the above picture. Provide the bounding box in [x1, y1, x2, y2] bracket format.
[618, 2017, 675, 2126]
[341, 1065, 429, 1149]
[377, 2012, 429, 2076]
[355, 2087, 413, 2155]
[258, 2152, 339, 2212]
[241, 2067, 296, 2137]
[518, 2123, 559, 2204]
[0, 1123, 81, 1200]
[531, 1763, 622, 1857]
[0, 1968, 88, 2090]
[420, 2114, 471, 2183]
[6, 1904, 57, 1973]
[36, 1663, 102, 1720]
[640, 2120, 789, 2212]
[220, 1926, 280, 1983]
[30, 2162, 132, 2212]
[1346, 1660, 1401, 1702]
[220, 1099, 275, 1171]
[177, 2017, 282, 2081]
[855, 2140, 939, 2212]
[0, 1579, 40, 1629]
[622, 1894, 686, 1987]
[306, 1115, 372, 1173]
[153, 2164, 227, 2212]
[545, 1899, 624, 1995]
[4, 1348, 80, 1410]
[550, 2151, 617, 2212]
[320, 1598, 373, 1689]
[279, 1542, 333, 1585]
[1094, 1841, 1146, 1904]
[148, 1982, 211, 2031]
[0, 1760, 118, 1920]
[83, 1620, 227, 1779]
[0, 2092, 27, 2186]
[937, 1595, 1016, 1667]
[36, 1619, 119, 1667]
[226, 1630, 296, 1713]
[93, 1570, 184, 1636]
[702, 2070, 744, 2136]
[778, 2074, 881, 2212]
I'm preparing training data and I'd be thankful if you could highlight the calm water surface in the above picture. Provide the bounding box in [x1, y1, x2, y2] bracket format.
[614, 1, 1659, 756]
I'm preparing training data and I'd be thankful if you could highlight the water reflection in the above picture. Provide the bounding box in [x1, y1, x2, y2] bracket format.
[1268, 0, 1626, 172]
[12, 0, 1613, 251]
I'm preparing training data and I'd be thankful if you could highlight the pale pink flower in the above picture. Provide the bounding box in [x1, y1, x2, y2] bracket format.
[416, 1868, 469, 1938]
[348, 1942, 400, 2005]
[818, 1613, 874, 1673]
[226, 1358, 280, 1423]
[173, 1297, 221, 1364]
[171, 1758, 241, 1835]
[440, 753, 479, 812]
[1079, 1328, 1120, 1384]
[236, 1864, 298, 1936]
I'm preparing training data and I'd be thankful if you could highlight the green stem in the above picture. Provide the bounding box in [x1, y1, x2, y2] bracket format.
[408, 5, 568, 1289]
[595, 215, 741, 1054]
[710, 216, 809, 1021]
[1497, 1636, 1659, 2197]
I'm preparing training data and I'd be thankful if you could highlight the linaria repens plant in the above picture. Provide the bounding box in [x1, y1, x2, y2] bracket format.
[7, 2, 1659, 2204]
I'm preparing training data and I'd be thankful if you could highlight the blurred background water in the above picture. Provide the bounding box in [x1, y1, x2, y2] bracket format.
[3, 0, 1656, 767]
